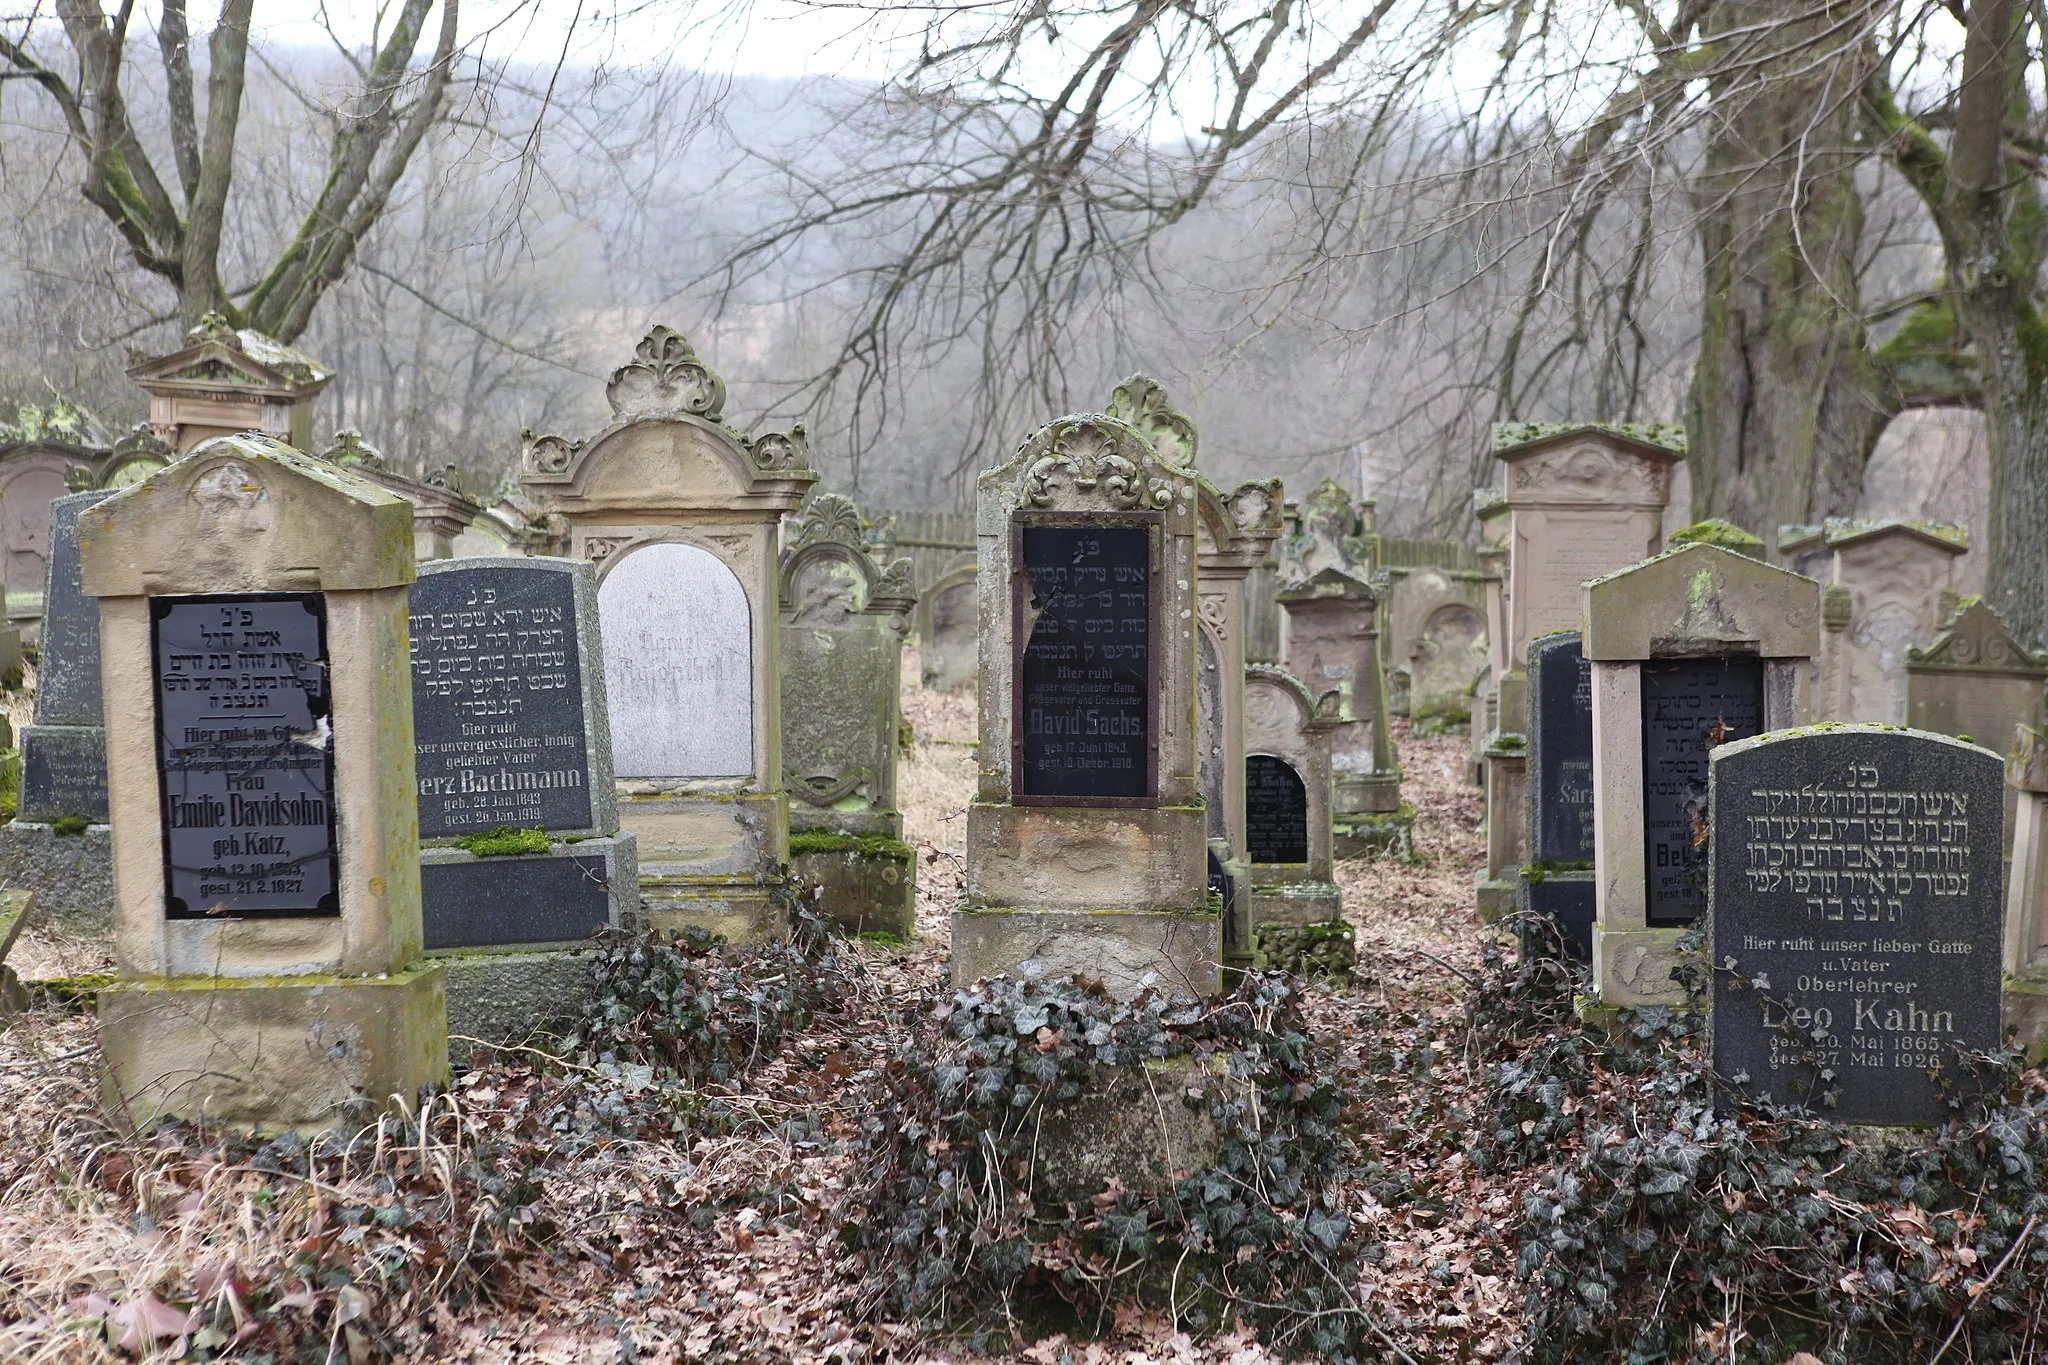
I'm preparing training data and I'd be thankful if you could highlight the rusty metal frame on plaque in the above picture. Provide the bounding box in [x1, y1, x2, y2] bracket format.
[1009, 508, 1163, 808]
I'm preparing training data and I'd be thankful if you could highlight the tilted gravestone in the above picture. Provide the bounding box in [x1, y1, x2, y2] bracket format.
[778, 492, 918, 937]
[1711, 726, 2002, 1125]
[954, 409, 1215, 998]
[0, 489, 118, 925]
[1583, 542, 1818, 1011]
[1520, 631, 1596, 961]
[1242, 665, 1346, 975]
[408, 557, 637, 1049]
[82, 433, 444, 1130]
[521, 326, 815, 942]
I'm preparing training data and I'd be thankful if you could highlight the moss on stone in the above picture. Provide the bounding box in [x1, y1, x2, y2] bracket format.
[454, 826, 553, 857]
[787, 830, 915, 863]
[0, 750, 16, 825]
[1520, 860, 1594, 886]
[1491, 421, 1687, 456]
[49, 815, 88, 837]
[1668, 518, 1764, 550]
[1252, 919, 1357, 979]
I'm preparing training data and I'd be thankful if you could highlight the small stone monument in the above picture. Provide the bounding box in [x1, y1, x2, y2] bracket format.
[2006, 725, 2048, 1057]
[1278, 569, 1407, 857]
[778, 492, 918, 938]
[1711, 726, 2002, 1124]
[1520, 631, 1595, 960]
[1584, 542, 1818, 1010]
[125, 313, 331, 455]
[920, 567, 978, 691]
[83, 434, 443, 1129]
[0, 436, 96, 643]
[324, 430, 483, 562]
[1813, 519, 1968, 724]
[0, 489, 119, 924]
[1906, 597, 2048, 755]
[1242, 664, 1346, 972]
[1478, 424, 1680, 917]
[954, 409, 1215, 998]
[521, 327, 815, 942]
[409, 557, 636, 1048]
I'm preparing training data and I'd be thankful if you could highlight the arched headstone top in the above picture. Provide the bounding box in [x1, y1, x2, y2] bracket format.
[779, 490, 917, 626]
[81, 432, 413, 597]
[519, 326, 814, 516]
[979, 412, 1198, 527]
[1246, 663, 1340, 732]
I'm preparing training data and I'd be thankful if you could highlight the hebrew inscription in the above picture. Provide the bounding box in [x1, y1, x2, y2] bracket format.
[1642, 657, 1762, 925]
[1015, 521, 1153, 801]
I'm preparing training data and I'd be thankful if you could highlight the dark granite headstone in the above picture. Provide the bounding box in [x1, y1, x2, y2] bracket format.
[1527, 632, 1593, 863]
[20, 726, 108, 823]
[409, 560, 608, 838]
[1247, 754, 1309, 863]
[1015, 522, 1153, 800]
[35, 490, 116, 724]
[152, 594, 337, 918]
[1642, 656, 1762, 926]
[1710, 728, 2002, 1125]
[1522, 873, 1594, 962]
[422, 852, 616, 950]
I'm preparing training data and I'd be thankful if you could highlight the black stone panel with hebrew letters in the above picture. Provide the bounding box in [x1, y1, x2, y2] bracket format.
[1710, 729, 2002, 1125]
[410, 565, 592, 837]
[1528, 633, 1594, 863]
[152, 595, 337, 918]
[1016, 522, 1153, 801]
[1642, 657, 1762, 926]
[1247, 755, 1309, 864]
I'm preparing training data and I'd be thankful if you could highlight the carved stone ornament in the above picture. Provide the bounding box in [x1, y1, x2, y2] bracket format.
[184, 311, 245, 353]
[876, 556, 917, 604]
[1198, 593, 1229, 641]
[583, 535, 638, 563]
[1021, 417, 1176, 510]
[749, 424, 809, 472]
[1228, 478, 1283, 536]
[1508, 438, 1669, 505]
[320, 428, 386, 471]
[606, 326, 727, 422]
[521, 427, 583, 475]
[1105, 373, 1198, 469]
[1909, 598, 2048, 674]
[787, 767, 871, 807]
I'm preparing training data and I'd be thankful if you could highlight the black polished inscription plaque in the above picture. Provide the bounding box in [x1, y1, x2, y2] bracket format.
[1711, 730, 2002, 1124]
[1642, 656, 1762, 926]
[1247, 755, 1309, 863]
[153, 595, 337, 918]
[1528, 633, 1594, 863]
[1015, 521, 1153, 802]
[410, 567, 591, 837]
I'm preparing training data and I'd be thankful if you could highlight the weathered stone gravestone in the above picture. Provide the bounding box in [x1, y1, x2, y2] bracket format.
[1470, 489, 1509, 785]
[1277, 479, 1376, 586]
[520, 326, 815, 942]
[920, 568, 978, 691]
[409, 557, 636, 1048]
[125, 313, 331, 455]
[1278, 569, 1407, 857]
[82, 433, 444, 1129]
[1584, 542, 1817, 1011]
[1407, 597, 1489, 732]
[1242, 664, 1346, 974]
[778, 492, 918, 937]
[1813, 519, 1968, 724]
[324, 430, 483, 562]
[954, 409, 1215, 998]
[0, 490, 118, 925]
[1520, 631, 1595, 961]
[1711, 726, 2003, 1125]
[2005, 726, 2048, 1058]
[1906, 598, 2048, 754]
[0, 438, 94, 644]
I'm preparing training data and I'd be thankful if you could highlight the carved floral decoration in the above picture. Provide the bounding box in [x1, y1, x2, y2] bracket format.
[522, 427, 583, 476]
[606, 326, 727, 422]
[749, 425, 810, 473]
[1105, 374, 1198, 469]
[583, 535, 637, 563]
[1021, 419, 1175, 510]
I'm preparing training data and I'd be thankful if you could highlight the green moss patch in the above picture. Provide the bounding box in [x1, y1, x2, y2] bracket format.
[49, 815, 89, 837]
[454, 827, 553, 857]
[0, 749, 17, 825]
[787, 831, 915, 863]
[1668, 517, 1764, 550]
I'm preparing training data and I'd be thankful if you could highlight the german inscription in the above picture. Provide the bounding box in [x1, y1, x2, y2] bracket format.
[1710, 729, 2002, 1125]
[1016, 522, 1152, 800]
[411, 566, 591, 837]
[1528, 633, 1593, 862]
[1246, 754, 1309, 864]
[1642, 657, 1762, 925]
[152, 595, 337, 918]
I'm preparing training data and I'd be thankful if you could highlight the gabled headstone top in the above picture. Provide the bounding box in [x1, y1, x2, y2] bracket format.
[1908, 598, 2048, 679]
[1582, 542, 1818, 663]
[1493, 423, 1682, 511]
[1710, 726, 2003, 1125]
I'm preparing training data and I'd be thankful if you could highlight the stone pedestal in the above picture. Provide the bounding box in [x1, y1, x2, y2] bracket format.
[83, 434, 444, 1130]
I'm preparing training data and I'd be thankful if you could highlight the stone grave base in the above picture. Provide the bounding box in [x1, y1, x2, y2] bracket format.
[0, 821, 113, 930]
[950, 907, 1221, 1000]
[1333, 806, 1415, 861]
[99, 964, 447, 1132]
[2004, 980, 2048, 1064]
[616, 790, 783, 874]
[1033, 1053, 1237, 1204]
[1519, 870, 1594, 963]
[1215, 850, 1251, 974]
[1251, 919, 1356, 979]
[643, 876, 788, 945]
[1336, 771, 1405, 815]
[439, 949, 600, 1064]
[787, 834, 916, 940]
[421, 836, 639, 952]
[1474, 870, 1518, 922]
[965, 801, 1208, 908]
[1589, 923, 1692, 1010]
[1249, 875, 1342, 927]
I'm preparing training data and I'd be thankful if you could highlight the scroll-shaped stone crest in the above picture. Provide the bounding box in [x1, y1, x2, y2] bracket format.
[1106, 373, 1198, 469]
[1228, 477, 1283, 536]
[1910, 598, 2048, 672]
[1021, 417, 1175, 510]
[521, 427, 583, 475]
[321, 429, 386, 471]
[605, 326, 727, 422]
[788, 491, 868, 550]
[748, 424, 810, 473]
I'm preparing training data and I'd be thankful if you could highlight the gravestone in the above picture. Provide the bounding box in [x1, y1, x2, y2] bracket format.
[1711, 726, 2002, 1125]
[1906, 597, 2048, 758]
[1479, 424, 1679, 919]
[408, 557, 636, 1050]
[921, 569, 978, 691]
[521, 326, 815, 942]
[954, 409, 1215, 998]
[125, 313, 331, 455]
[324, 429, 483, 562]
[1471, 490, 1509, 786]
[0, 489, 118, 925]
[1813, 520, 1967, 724]
[1520, 631, 1596, 960]
[779, 492, 918, 937]
[0, 439, 93, 644]
[82, 433, 443, 1130]
[1278, 568, 1408, 858]
[2006, 726, 2048, 1058]
[1243, 665, 1345, 973]
[1583, 542, 1818, 1010]
[1409, 600, 1488, 732]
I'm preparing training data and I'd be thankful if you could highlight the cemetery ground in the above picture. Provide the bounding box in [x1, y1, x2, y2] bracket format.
[0, 665, 2045, 1362]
